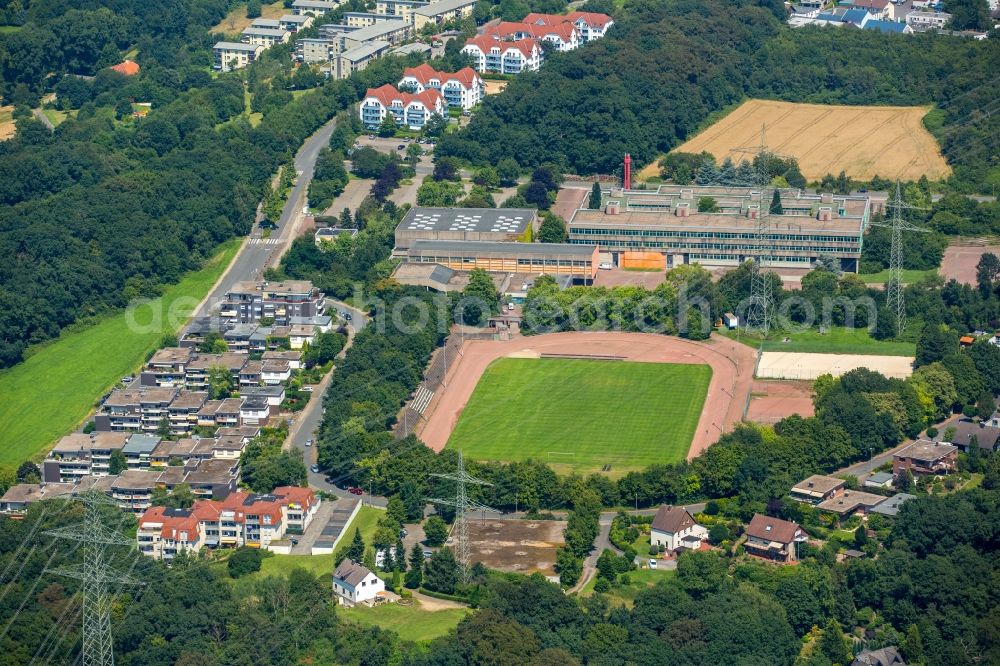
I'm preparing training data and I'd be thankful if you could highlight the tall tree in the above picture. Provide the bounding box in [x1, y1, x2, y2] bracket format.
[346, 528, 365, 563]
[769, 189, 783, 215]
[589, 182, 602, 210]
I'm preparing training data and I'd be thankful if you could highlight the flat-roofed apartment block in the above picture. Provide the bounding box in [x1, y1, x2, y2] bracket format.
[279, 13, 314, 31]
[343, 11, 398, 27]
[291, 0, 340, 16]
[336, 40, 392, 80]
[221, 280, 325, 326]
[43, 432, 130, 483]
[407, 240, 599, 280]
[142, 346, 194, 387]
[150, 437, 215, 467]
[376, 0, 429, 23]
[297, 37, 336, 63]
[166, 390, 209, 435]
[394, 207, 539, 250]
[241, 26, 291, 47]
[568, 185, 871, 271]
[239, 359, 263, 386]
[213, 42, 264, 72]
[94, 387, 178, 433]
[412, 0, 478, 30]
[341, 19, 410, 50]
[184, 352, 248, 389]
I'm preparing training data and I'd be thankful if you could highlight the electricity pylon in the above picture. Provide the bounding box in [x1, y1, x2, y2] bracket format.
[728, 125, 793, 336]
[46, 491, 143, 666]
[427, 451, 498, 583]
[868, 182, 929, 333]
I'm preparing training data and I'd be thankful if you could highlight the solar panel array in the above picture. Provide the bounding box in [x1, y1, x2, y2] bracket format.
[404, 210, 528, 233]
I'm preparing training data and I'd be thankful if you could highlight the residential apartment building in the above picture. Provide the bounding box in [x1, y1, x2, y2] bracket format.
[376, 0, 430, 23]
[280, 13, 314, 31]
[893, 440, 958, 476]
[520, 11, 614, 41]
[241, 26, 291, 47]
[297, 37, 336, 63]
[343, 11, 398, 27]
[137, 487, 319, 559]
[221, 280, 326, 326]
[335, 40, 392, 79]
[291, 0, 340, 16]
[361, 84, 445, 130]
[744, 514, 806, 563]
[166, 391, 209, 435]
[184, 352, 247, 390]
[411, 0, 478, 30]
[398, 64, 483, 110]
[461, 36, 542, 75]
[142, 347, 193, 387]
[906, 9, 951, 28]
[95, 387, 178, 433]
[42, 433, 130, 483]
[213, 42, 264, 72]
[484, 20, 580, 51]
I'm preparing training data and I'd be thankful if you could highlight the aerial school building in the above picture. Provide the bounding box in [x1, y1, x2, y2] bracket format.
[568, 185, 872, 272]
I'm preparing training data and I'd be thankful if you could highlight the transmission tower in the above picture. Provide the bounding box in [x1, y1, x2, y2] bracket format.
[728, 126, 792, 336]
[868, 182, 929, 333]
[45, 491, 143, 666]
[427, 451, 498, 583]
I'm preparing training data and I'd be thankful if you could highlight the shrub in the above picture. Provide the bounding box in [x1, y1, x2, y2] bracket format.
[228, 547, 266, 578]
[594, 577, 611, 593]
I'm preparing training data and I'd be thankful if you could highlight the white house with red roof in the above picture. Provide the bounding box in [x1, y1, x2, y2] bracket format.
[360, 83, 445, 130]
[461, 36, 542, 75]
[483, 20, 581, 51]
[521, 11, 614, 41]
[398, 64, 483, 111]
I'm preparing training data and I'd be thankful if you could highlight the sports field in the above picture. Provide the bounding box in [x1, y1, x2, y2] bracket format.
[446, 358, 711, 474]
[674, 99, 949, 181]
[0, 239, 240, 472]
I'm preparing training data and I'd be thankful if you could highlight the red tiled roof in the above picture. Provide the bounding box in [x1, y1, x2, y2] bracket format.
[274, 485, 315, 509]
[485, 20, 576, 42]
[565, 11, 613, 27]
[506, 38, 541, 58]
[111, 60, 140, 76]
[364, 84, 443, 112]
[402, 64, 481, 90]
[650, 504, 697, 534]
[747, 514, 803, 544]
[138, 506, 199, 541]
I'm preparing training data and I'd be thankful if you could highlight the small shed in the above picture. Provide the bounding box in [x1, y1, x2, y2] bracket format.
[723, 312, 739, 329]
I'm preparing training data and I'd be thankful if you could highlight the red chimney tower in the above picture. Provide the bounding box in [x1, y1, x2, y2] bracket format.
[623, 153, 631, 190]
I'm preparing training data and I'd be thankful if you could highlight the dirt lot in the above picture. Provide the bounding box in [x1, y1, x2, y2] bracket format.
[418, 331, 755, 461]
[593, 267, 666, 288]
[674, 99, 950, 182]
[746, 380, 815, 424]
[211, 0, 286, 34]
[941, 242, 1000, 285]
[465, 518, 564, 576]
[758, 351, 914, 380]
[0, 106, 15, 141]
[483, 80, 508, 95]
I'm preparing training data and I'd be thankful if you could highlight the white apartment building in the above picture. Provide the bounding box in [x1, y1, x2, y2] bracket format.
[291, 0, 340, 16]
[360, 83, 445, 130]
[521, 11, 614, 41]
[906, 9, 951, 28]
[241, 26, 291, 47]
[461, 36, 542, 75]
[398, 63, 483, 111]
[213, 42, 264, 71]
[484, 20, 581, 51]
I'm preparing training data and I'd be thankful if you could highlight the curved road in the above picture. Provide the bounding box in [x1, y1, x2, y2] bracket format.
[193, 115, 343, 319]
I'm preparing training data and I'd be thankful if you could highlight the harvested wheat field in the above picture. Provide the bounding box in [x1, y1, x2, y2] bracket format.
[483, 80, 508, 95]
[674, 99, 950, 182]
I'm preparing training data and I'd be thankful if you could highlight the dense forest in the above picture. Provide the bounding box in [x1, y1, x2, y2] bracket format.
[437, 0, 1000, 193]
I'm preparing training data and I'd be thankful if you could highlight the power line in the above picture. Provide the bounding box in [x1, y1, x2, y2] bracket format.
[426, 451, 498, 583]
[868, 182, 929, 333]
[45, 491, 144, 666]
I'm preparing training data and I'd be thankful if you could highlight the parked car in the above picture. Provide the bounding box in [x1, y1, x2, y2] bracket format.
[599, 262, 613, 270]
[649, 558, 657, 569]
[301, 386, 314, 392]
[291, 539, 299, 546]
[304, 439, 313, 447]
[349, 487, 363, 495]
[507, 302, 515, 311]
[310, 464, 320, 473]
[423, 550, 433, 558]
[397, 144, 405, 150]
[399, 528, 408, 537]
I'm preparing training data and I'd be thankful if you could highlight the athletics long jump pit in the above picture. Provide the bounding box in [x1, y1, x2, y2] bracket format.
[417, 332, 754, 473]
[757, 351, 914, 380]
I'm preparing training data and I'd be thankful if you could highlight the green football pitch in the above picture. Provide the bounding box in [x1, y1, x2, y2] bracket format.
[446, 358, 711, 475]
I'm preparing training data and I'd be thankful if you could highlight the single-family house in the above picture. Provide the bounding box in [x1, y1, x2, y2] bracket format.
[893, 439, 957, 476]
[649, 504, 708, 552]
[851, 646, 907, 666]
[744, 514, 807, 563]
[332, 559, 386, 606]
[935, 418, 1000, 453]
[790, 475, 845, 504]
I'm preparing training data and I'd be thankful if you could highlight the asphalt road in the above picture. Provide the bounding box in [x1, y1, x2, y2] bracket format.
[193, 115, 342, 319]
